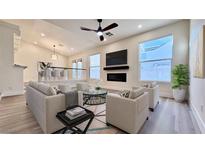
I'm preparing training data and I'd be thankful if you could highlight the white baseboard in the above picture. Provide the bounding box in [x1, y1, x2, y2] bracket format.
[2, 91, 24, 97]
[190, 103, 205, 133]
[160, 91, 173, 98]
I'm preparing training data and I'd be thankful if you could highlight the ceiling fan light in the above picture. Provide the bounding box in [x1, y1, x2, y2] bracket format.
[138, 24, 142, 28]
[97, 31, 103, 36]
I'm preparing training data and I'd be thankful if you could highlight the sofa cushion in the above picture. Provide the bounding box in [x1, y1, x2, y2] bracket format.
[58, 84, 71, 93]
[64, 90, 78, 108]
[132, 86, 140, 90]
[129, 87, 145, 99]
[150, 82, 157, 88]
[76, 83, 90, 91]
[28, 81, 56, 96]
[141, 82, 157, 88]
[141, 83, 149, 88]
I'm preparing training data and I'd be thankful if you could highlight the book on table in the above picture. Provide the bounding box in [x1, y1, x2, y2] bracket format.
[66, 107, 86, 119]
[65, 110, 86, 120]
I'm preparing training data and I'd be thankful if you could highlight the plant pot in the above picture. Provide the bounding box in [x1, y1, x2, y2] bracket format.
[0, 92, 2, 102]
[173, 88, 186, 102]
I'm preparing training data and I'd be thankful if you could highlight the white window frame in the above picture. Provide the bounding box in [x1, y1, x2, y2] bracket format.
[89, 53, 101, 80]
[77, 59, 83, 80]
[72, 58, 83, 80]
[139, 34, 174, 83]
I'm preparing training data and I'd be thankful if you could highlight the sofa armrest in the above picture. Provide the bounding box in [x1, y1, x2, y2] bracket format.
[144, 85, 159, 109]
[45, 94, 66, 133]
[132, 92, 149, 114]
[78, 91, 84, 106]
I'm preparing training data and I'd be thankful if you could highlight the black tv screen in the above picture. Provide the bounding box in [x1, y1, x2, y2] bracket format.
[106, 49, 127, 66]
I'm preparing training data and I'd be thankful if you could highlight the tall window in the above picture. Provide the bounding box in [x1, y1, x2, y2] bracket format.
[89, 54, 100, 80]
[139, 35, 173, 82]
[72, 60, 77, 79]
[72, 59, 83, 80]
[77, 59, 82, 79]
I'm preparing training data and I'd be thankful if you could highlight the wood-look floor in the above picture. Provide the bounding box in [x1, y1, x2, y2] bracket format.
[139, 98, 201, 134]
[0, 95, 43, 133]
[0, 95, 201, 134]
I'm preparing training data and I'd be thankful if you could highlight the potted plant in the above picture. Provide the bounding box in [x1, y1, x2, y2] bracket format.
[172, 64, 189, 102]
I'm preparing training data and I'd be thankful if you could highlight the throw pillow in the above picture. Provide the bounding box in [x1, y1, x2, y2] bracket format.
[38, 83, 54, 96]
[120, 90, 130, 98]
[142, 83, 149, 88]
[50, 87, 57, 95]
[53, 87, 61, 94]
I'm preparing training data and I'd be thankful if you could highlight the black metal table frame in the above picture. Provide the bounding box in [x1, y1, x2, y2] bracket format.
[54, 105, 94, 134]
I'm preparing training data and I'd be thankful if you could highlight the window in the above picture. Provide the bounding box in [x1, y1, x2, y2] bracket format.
[72, 60, 77, 79]
[139, 35, 173, 82]
[72, 59, 83, 80]
[77, 60, 82, 79]
[89, 54, 100, 80]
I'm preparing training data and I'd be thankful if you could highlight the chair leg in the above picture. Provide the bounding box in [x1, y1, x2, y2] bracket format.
[149, 108, 154, 112]
[106, 122, 110, 126]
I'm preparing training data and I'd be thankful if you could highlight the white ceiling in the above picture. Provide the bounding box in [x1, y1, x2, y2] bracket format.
[3, 19, 180, 56]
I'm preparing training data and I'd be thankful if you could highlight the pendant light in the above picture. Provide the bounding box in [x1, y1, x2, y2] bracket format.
[51, 45, 58, 60]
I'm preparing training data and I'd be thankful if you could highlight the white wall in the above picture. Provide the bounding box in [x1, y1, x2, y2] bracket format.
[14, 41, 68, 82]
[189, 19, 205, 133]
[0, 21, 25, 97]
[68, 20, 190, 97]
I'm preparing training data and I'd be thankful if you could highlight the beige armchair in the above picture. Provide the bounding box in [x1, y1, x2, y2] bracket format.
[106, 92, 149, 134]
[133, 85, 159, 111]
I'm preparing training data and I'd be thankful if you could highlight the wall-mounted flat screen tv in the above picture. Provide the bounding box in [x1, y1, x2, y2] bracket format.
[106, 49, 127, 66]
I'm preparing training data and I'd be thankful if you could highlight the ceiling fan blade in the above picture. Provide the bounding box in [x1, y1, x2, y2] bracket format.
[80, 27, 97, 32]
[102, 23, 118, 32]
[100, 35, 104, 41]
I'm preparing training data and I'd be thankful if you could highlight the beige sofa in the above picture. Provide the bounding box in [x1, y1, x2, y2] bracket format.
[26, 82, 66, 133]
[106, 90, 149, 134]
[25, 81, 93, 133]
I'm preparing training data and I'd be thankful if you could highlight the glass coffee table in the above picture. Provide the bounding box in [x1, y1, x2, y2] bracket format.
[83, 89, 107, 116]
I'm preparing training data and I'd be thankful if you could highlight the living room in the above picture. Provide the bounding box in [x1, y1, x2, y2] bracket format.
[0, 19, 202, 134]
[1, 0, 205, 154]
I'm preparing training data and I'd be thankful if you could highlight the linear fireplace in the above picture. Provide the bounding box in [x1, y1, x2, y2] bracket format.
[107, 73, 127, 82]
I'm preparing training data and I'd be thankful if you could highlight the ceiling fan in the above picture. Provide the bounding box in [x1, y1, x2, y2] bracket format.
[80, 19, 118, 41]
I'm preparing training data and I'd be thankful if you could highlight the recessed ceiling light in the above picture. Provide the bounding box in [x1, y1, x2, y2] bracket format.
[138, 24, 142, 28]
[34, 41, 38, 45]
[40, 33, 45, 37]
[59, 43, 64, 47]
[104, 38, 107, 41]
